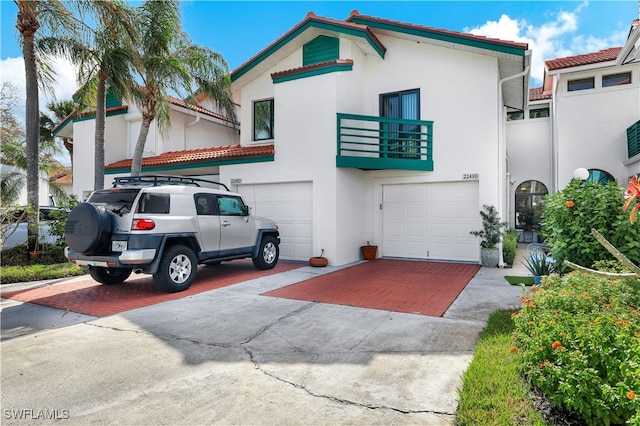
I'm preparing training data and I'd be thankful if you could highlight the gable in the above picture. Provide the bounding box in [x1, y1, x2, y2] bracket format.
[303, 35, 339, 66]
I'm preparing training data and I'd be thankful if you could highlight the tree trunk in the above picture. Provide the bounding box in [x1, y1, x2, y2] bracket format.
[17, 1, 40, 253]
[94, 73, 107, 189]
[131, 116, 152, 176]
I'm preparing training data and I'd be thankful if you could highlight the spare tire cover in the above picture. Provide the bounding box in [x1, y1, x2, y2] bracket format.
[65, 203, 112, 255]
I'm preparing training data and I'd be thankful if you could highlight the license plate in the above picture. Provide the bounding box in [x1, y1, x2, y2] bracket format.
[112, 241, 127, 251]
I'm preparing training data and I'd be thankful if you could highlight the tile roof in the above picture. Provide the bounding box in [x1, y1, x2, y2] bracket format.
[347, 10, 529, 50]
[271, 59, 354, 80]
[105, 144, 274, 171]
[50, 166, 72, 184]
[529, 87, 552, 101]
[166, 96, 238, 124]
[545, 47, 622, 71]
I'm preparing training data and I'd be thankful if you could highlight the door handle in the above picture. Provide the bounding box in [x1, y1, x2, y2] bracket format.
[222, 220, 231, 227]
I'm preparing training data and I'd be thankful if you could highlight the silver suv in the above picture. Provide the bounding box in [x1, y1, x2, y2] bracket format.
[64, 176, 280, 292]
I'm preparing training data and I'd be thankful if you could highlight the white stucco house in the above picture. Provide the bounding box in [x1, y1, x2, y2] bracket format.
[56, 12, 640, 267]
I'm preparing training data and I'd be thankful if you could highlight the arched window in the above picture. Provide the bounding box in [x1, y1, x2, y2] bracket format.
[586, 169, 615, 184]
[515, 180, 548, 230]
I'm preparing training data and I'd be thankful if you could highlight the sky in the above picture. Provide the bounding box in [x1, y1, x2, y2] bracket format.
[1, 0, 638, 126]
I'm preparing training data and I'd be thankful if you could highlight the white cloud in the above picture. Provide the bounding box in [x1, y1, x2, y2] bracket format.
[463, 1, 618, 86]
[0, 55, 78, 125]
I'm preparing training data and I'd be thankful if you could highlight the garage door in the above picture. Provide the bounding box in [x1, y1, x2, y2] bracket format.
[383, 182, 479, 262]
[238, 182, 312, 261]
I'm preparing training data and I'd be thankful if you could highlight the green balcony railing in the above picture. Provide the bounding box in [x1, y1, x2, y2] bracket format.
[336, 113, 434, 171]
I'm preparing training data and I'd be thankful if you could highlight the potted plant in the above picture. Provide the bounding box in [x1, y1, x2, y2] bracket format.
[309, 249, 328, 267]
[470, 205, 507, 267]
[523, 253, 556, 284]
[360, 241, 377, 261]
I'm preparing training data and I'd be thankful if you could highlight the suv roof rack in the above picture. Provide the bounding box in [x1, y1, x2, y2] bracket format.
[112, 175, 230, 191]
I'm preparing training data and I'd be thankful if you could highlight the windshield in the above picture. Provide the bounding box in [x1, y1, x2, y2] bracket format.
[88, 189, 141, 215]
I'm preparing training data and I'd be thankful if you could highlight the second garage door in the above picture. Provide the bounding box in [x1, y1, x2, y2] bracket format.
[237, 182, 313, 261]
[382, 181, 479, 262]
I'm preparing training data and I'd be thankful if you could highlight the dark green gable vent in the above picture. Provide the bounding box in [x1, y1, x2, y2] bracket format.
[628, 120, 640, 159]
[303, 35, 339, 66]
[106, 90, 122, 108]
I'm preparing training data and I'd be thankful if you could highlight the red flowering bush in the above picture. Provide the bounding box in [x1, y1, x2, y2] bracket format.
[512, 273, 640, 425]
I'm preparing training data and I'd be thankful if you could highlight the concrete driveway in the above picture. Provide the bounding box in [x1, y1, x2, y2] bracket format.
[1, 261, 524, 425]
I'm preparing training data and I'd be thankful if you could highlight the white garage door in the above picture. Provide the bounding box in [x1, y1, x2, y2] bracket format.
[238, 182, 312, 261]
[383, 182, 479, 262]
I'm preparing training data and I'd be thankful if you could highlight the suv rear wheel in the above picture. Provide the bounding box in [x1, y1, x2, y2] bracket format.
[89, 267, 132, 285]
[154, 244, 198, 292]
[252, 236, 279, 270]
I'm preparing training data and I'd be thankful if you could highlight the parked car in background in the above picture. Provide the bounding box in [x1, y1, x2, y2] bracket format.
[1, 206, 66, 250]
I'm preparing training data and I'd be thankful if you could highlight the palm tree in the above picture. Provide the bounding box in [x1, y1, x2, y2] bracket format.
[46, 99, 76, 164]
[15, 0, 78, 252]
[39, 1, 136, 190]
[129, 0, 236, 176]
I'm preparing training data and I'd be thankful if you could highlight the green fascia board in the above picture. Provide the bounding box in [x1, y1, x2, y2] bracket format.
[51, 115, 74, 137]
[273, 62, 353, 84]
[349, 16, 526, 57]
[232, 19, 385, 83]
[105, 155, 275, 174]
[73, 107, 128, 123]
[336, 155, 434, 171]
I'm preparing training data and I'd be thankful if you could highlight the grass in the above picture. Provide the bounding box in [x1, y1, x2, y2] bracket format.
[504, 275, 535, 286]
[0, 243, 85, 284]
[456, 309, 549, 425]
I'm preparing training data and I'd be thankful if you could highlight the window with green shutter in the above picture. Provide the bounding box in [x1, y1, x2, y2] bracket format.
[628, 120, 640, 158]
[303, 36, 339, 66]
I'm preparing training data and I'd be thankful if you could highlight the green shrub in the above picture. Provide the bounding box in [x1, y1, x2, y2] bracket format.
[1, 243, 67, 266]
[502, 228, 519, 266]
[512, 273, 640, 425]
[47, 195, 78, 246]
[541, 181, 640, 273]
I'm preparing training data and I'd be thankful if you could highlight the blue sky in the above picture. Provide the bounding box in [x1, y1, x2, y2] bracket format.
[1, 0, 637, 120]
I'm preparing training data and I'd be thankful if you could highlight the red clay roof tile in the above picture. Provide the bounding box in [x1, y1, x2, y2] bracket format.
[105, 144, 274, 171]
[529, 87, 552, 101]
[545, 47, 622, 70]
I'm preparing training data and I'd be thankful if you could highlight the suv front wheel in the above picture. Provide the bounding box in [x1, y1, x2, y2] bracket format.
[252, 236, 279, 270]
[154, 244, 198, 292]
[89, 267, 132, 285]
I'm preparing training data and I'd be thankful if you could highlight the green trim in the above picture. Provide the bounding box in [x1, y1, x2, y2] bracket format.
[74, 107, 128, 123]
[273, 62, 353, 84]
[105, 91, 122, 108]
[105, 155, 275, 174]
[627, 120, 640, 159]
[336, 155, 433, 171]
[51, 115, 74, 137]
[303, 35, 339, 66]
[232, 18, 384, 82]
[349, 16, 526, 57]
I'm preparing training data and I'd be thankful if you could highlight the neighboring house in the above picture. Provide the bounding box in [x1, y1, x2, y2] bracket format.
[0, 164, 54, 206]
[52, 91, 241, 199]
[58, 11, 640, 267]
[50, 166, 73, 199]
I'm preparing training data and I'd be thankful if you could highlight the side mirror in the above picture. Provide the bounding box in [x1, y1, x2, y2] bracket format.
[242, 205, 250, 216]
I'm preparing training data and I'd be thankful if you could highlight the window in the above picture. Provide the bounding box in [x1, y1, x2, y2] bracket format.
[584, 169, 615, 185]
[137, 193, 170, 214]
[217, 196, 247, 216]
[515, 180, 548, 230]
[253, 99, 274, 141]
[568, 77, 594, 92]
[380, 89, 420, 158]
[194, 194, 215, 216]
[603, 72, 631, 87]
[507, 111, 524, 121]
[529, 108, 549, 119]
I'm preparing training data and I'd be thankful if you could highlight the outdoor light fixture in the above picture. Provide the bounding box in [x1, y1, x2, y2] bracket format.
[573, 168, 590, 181]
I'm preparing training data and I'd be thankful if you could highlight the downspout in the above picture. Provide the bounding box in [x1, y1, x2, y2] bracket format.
[185, 116, 200, 150]
[498, 64, 530, 267]
[551, 74, 559, 193]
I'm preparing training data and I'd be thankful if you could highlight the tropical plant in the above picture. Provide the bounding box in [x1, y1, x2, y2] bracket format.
[501, 228, 519, 266]
[623, 174, 640, 224]
[522, 252, 556, 276]
[128, 0, 237, 176]
[14, 0, 79, 252]
[541, 180, 640, 273]
[470, 205, 507, 248]
[38, 1, 137, 190]
[45, 99, 76, 163]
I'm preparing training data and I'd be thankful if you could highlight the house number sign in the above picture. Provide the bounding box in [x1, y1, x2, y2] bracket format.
[462, 173, 479, 180]
[230, 178, 242, 184]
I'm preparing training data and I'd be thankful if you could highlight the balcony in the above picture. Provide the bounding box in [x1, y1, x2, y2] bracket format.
[336, 113, 433, 171]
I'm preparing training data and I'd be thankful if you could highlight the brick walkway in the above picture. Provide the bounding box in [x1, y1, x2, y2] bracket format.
[263, 259, 481, 317]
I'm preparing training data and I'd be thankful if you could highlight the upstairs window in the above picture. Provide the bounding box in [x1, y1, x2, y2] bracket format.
[529, 108, 549, 119]
[253, 99, 274, 141]
[507, 111, 524, 121]
[603, 72, 631, 87]
[568, 77, 594, 92]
